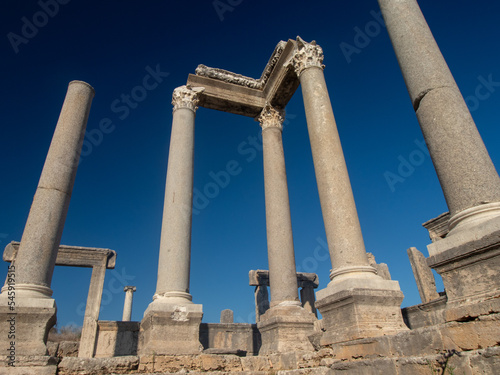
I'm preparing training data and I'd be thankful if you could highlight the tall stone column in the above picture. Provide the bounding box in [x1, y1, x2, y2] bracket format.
[140, 85, 204, 355]
[288, 37, 407, 345]
[256, 105, 315, 354]
[0, 81, 94, 359]
[378, 0, 500, 320]
[122, 286, 136, 322]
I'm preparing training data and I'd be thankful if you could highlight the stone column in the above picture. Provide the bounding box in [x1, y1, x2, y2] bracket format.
[122, 286, 136, 322]
[154, 85, 204, 304]
[0, 81, 94, 359]
[259, 105, 300, 307]
[288, 37, 407, 345]
[378, 0, 500, 233]
[256, 105, 315, 354]
[379, 0, 500, 321]
[140, 85, 204, 355]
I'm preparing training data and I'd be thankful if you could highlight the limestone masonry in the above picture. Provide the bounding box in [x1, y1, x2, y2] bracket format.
[1, 0, 500, 373]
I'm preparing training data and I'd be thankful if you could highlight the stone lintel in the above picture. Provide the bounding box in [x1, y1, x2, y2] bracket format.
[249, 269, 318, 288]
[422, 212, 450, 242]
[262, 39, 301, 109]
[4, 241, 116, 269]
[186, 39, 300, 117]
[186, 74, 265, 117]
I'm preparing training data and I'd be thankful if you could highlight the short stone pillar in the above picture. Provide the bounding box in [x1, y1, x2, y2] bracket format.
[140, 85, 205, 355]
[407, 248, 439, 304]
[255, 106, 315, 354]
[288, 37, 407, 345]
[122, 286, 137, 322]
[0, 81, 94, 359]
[379, 0, 500, 321]
[220, 309, 234, 324]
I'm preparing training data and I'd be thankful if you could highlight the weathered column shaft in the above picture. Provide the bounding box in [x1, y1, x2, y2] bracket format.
[259, 106, 300, 306]
[290, 40, 375, 280]
[14, 81, 94, 296]
[155, 86, 204, 303]
[122, 286, 136, 321]
[378, 0, 500, 225]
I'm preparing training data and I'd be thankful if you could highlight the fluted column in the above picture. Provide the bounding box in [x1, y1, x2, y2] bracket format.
[378, 0, 500, 233]
[122, 286, 136, 321]
[155, 85, 204, 304]
[259, 105, 301, 307]
[2, 81, 94, 299]
[288, 37, 376, 282]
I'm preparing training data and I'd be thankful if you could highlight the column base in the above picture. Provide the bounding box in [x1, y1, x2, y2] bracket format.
[139, 298, 203, 355]
[315, 277, 407, 346]
[257, 303, 316, 355]
[0, 294, 56, 357]
[428, 214, 500, 322]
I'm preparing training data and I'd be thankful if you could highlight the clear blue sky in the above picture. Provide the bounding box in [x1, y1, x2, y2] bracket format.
[1, 0, 500, 327]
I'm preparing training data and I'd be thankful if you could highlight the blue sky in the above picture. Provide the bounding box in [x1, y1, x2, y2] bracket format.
[1, 0, 500, 327]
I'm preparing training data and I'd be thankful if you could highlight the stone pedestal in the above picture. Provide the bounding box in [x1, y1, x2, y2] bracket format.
[427, 216, 500, 321]
[139, 302, 203, 355]
[316, 278, 407, 345]
[257, 304, 316, 355]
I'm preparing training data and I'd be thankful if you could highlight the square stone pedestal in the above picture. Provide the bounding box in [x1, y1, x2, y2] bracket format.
[139, 301, 203, 355]
[257, 304, 316, 355]
[428, 215, 500, 322]
[315, 277, 407, 346]
[0, 296, 57, 373]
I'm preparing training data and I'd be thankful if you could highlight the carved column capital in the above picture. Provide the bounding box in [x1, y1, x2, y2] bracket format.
[172, 85, 205, 112]
[288, 37, 325, 77]
[257, 105, 285, 131]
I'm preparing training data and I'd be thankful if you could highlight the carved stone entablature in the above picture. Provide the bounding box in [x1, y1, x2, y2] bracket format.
[288, 36, 325, 77]
[195, 41, 287, 89]
[172, 85, 205, 112]
[257, 105, 285, 131]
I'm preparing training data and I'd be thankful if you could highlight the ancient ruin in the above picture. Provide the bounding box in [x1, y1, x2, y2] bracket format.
[1, 0, 500, 373]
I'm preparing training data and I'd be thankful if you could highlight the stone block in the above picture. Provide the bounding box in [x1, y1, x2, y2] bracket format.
[401, 296, 447, 329]
[57, 341, 79, 357]
[469, 346, 500, 374]
[240, 355, 271, 372]
[407, 247, 440, 303]
[257, 305, 315, 355]
[440, 317, 500, 351]
[427, 215, 500, 321]
[94, 321, 139, 357]
[139, 302, 203, 355]
[220, 309, 234, 323]
[316, 278, 407, 346]
[199, 323, 260, 355]
[330, 357, 397, 374]
[269, 351, 301, 371]
[57, 356, 139, 375]
[0, 303, 56, 357]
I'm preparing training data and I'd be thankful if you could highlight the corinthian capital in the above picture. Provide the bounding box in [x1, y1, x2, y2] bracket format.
[288, 36, 325, 77]
[172, 85, 205, 112]
[257, 105, 285, 131]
